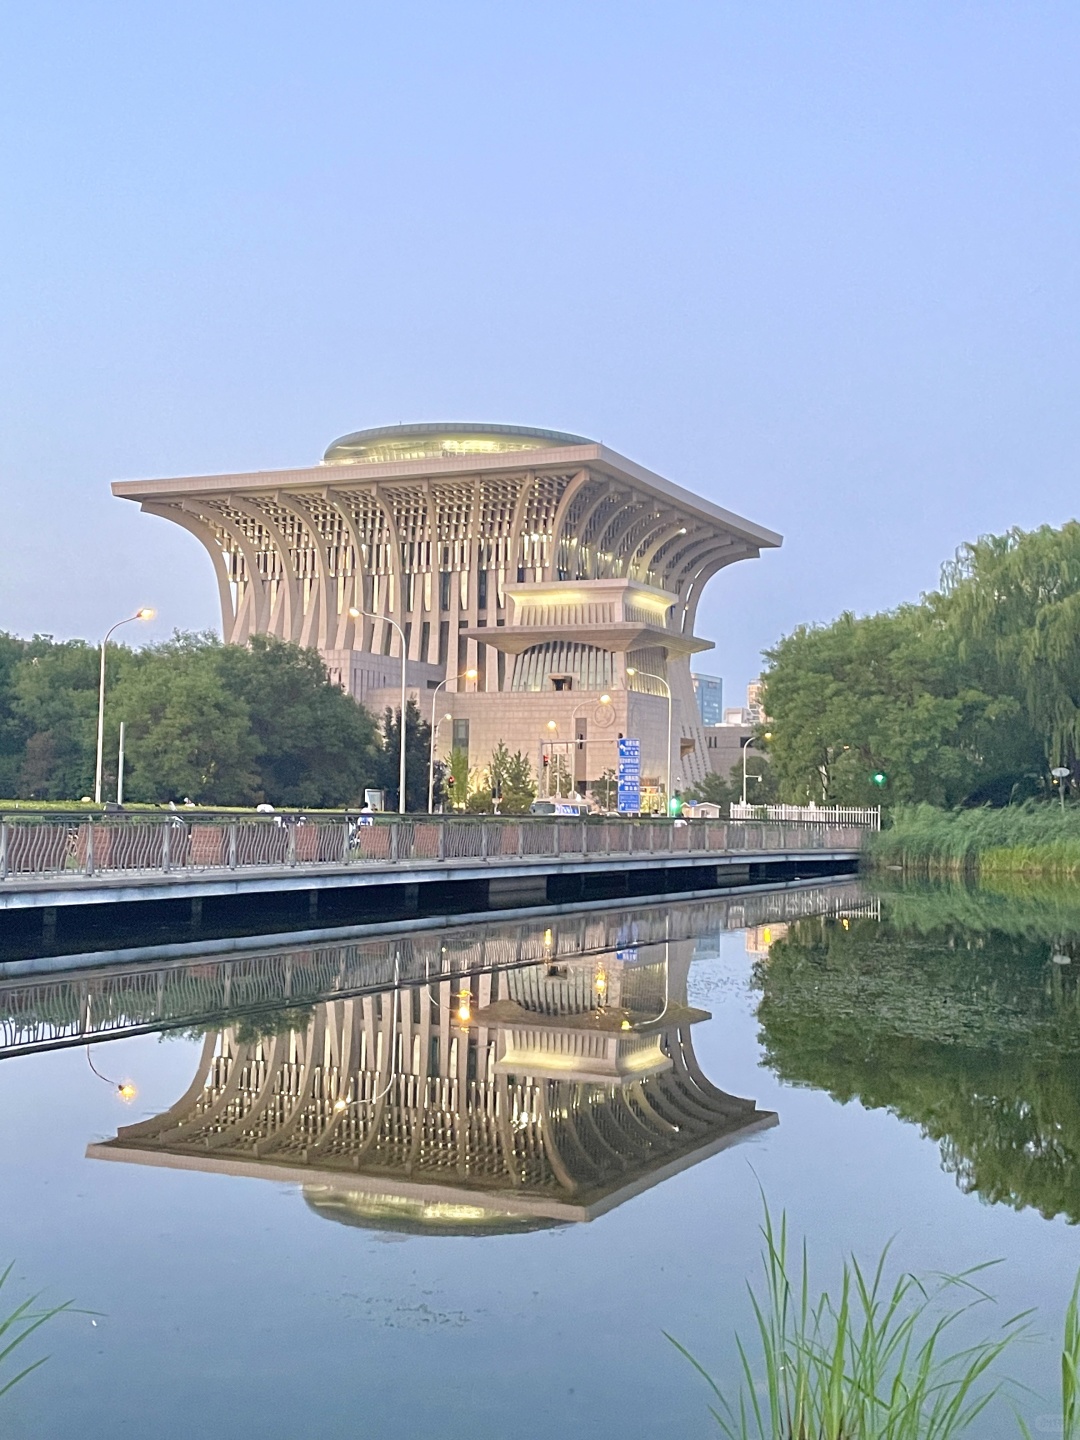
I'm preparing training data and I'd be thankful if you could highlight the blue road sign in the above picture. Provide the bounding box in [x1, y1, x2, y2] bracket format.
[617, 737, 641, 813]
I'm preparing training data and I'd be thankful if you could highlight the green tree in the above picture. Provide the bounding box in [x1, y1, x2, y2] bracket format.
[762, 605, 1041, 808]
[488, 740, 511, 806]
[10, 638, 103, 799]
[940, 522, 1080, 776]
[0, 633, 29, 796]
[502, 749, 536, 815]
[591, 767, 617, 812]
[446, 746, 470, 809]
[218, 635, 379, 806]
[375, 698, 432, 811]
[109, 636, 260, 804]
[0, 630, 385, 807]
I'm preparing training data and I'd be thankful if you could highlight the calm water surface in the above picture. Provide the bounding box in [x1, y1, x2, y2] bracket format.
[1, 880, 1078, 1438]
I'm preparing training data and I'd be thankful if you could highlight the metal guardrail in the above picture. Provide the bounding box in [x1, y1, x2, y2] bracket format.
[0, 813, 866, 884]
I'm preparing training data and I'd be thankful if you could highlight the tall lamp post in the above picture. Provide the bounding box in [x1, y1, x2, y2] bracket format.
[95, 609, 154, 805]
[741, 730, 774, 805]
[569, 694, 612, 795]
[349, 605, 407, 814]
[544, 720, 561, 797]
[428, 667, 478, 813]
[428, 713, 452, 812]
[740, 735, 756, 806]
[625, 667, 671, 815]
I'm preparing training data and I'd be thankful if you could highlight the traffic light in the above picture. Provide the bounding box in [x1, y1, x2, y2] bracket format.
[871, 771, 888, 788]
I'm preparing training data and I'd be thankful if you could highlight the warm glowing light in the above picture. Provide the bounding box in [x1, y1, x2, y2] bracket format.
[599, 693, 612, 705]
[347, 606, 362, 618]
[620, 1019, 632, 1030]
[594, 968, 607, 995]
[136, 608, 155, 621]
[626, 667, 637, 677]
[117, 1082, 137, 1102]
[629, 590, 677, 615]
[464, 668, 478, 680]
[333, 1098, 348, 1112]
[546, 720, 558, 731]
[457, 986, 472, 1024]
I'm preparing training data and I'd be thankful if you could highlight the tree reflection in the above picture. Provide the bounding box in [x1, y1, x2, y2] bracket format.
[755, 892, 1080, 1222]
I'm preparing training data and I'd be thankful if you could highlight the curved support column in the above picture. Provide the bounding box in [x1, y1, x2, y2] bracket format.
[141, 502, 236, 640]
[226, 497, 302, 644]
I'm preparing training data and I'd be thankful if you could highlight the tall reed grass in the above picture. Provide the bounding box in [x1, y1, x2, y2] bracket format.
[869, 803, 1080, 878]
[0, 1263, 73, 1400]
[670, 1206, 1080, 1439]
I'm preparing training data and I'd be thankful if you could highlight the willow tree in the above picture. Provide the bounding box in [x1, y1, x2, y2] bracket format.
[941, 521, 1080, 773]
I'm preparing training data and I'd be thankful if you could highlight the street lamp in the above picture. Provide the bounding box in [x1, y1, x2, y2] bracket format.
[95, 609, 154, 805]
[741, 730, 774, 806]
[740, 735, 758, 806]
[428, 713, 453, 812]
[544, 719, 561, 796]
[625, 667, 671, 815]
[1052, 765, 1071, 812]
[428, 667, 478, 813]
[349, 605, 407, 814]
[569, 693, 612, 796]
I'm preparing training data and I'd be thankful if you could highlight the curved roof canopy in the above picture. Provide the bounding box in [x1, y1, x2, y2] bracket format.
[322, 421, 593, 466]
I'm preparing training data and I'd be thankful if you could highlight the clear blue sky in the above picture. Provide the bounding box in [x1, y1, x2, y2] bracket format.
[2, 2, 1078, 700]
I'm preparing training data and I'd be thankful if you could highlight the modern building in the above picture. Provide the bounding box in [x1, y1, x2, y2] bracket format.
[113, 423, 781, 803]
[691, 672, 724, 727]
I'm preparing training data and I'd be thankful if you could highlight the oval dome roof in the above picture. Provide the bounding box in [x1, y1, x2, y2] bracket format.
[303, 1185, 565, 1237]
[322, 421, 592, 465]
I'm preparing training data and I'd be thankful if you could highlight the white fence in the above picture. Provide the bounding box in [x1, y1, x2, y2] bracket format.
[729, 803, 880, 831]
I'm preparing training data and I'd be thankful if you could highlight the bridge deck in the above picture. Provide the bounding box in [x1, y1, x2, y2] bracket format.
[0, 844, 858, 909]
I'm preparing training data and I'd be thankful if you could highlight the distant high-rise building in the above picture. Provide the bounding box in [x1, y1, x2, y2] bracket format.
[747, 678, 767, 726]
[692, 672, 724, 727]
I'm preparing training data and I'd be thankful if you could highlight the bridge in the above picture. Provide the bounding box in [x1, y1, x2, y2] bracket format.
[0, 812, 865, 969]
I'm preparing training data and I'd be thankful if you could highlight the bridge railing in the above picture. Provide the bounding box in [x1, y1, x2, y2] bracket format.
[0, 813, 866, 884]
[0, 882, 871, 1057]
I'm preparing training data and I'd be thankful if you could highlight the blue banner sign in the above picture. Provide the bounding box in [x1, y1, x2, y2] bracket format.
[617, 737, 641, 814]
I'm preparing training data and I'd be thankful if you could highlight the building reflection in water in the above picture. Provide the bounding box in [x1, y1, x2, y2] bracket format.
[88, 933, 776, 1232]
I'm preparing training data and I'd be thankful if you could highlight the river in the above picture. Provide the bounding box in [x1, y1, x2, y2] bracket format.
[1, 878, 1077, 1437]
